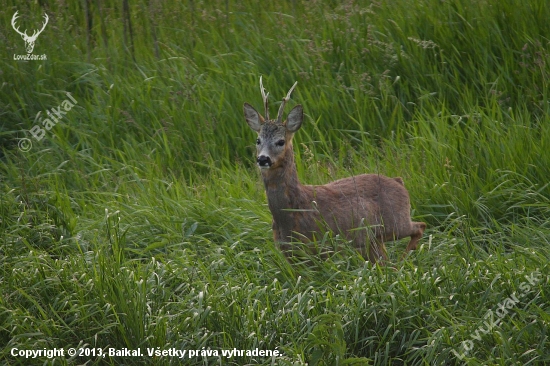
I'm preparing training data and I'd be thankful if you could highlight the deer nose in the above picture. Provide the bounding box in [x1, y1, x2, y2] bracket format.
[257, 155, 272, 167]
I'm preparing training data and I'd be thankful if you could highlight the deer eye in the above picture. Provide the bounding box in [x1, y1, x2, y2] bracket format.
[256, 138, 261, 145]
[276, 139, 285, 147]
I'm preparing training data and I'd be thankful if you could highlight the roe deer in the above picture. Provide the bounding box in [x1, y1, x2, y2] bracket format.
[243, 78, 426, 263]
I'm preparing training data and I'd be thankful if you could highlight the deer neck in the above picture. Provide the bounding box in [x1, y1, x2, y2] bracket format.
[261, 145, 303, 215]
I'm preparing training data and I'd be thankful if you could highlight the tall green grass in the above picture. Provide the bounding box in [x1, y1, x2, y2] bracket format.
[1, 0, 549, 364]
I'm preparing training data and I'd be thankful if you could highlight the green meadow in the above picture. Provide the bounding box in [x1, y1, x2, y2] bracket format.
[1, 0, 549, 364]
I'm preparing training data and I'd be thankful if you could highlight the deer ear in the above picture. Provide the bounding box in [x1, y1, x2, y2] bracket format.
[244, 103, 263, 132]
[285, 105, 303, 133]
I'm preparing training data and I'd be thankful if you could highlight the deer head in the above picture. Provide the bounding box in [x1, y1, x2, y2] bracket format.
[244, 77, 303, 170]
[11, 11, 49, 54]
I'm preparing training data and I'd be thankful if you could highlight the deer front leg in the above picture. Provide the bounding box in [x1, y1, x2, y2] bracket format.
[272, 220, 293, 257]
[367, 238, 388, 264]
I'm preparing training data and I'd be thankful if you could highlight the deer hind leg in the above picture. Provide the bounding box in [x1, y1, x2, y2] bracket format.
[405, 221, 426, 253]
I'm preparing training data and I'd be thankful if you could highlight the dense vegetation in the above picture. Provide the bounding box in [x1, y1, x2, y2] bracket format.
[1, 0, 549, 364]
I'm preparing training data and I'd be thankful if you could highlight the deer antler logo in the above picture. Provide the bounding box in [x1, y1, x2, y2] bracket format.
[11, 11, 49, 54]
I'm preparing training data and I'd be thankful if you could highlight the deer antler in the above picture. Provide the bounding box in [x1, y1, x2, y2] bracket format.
[276, 81, 298, 124]
[259, 76, 269, 120]
[11, 11, 27, 38]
